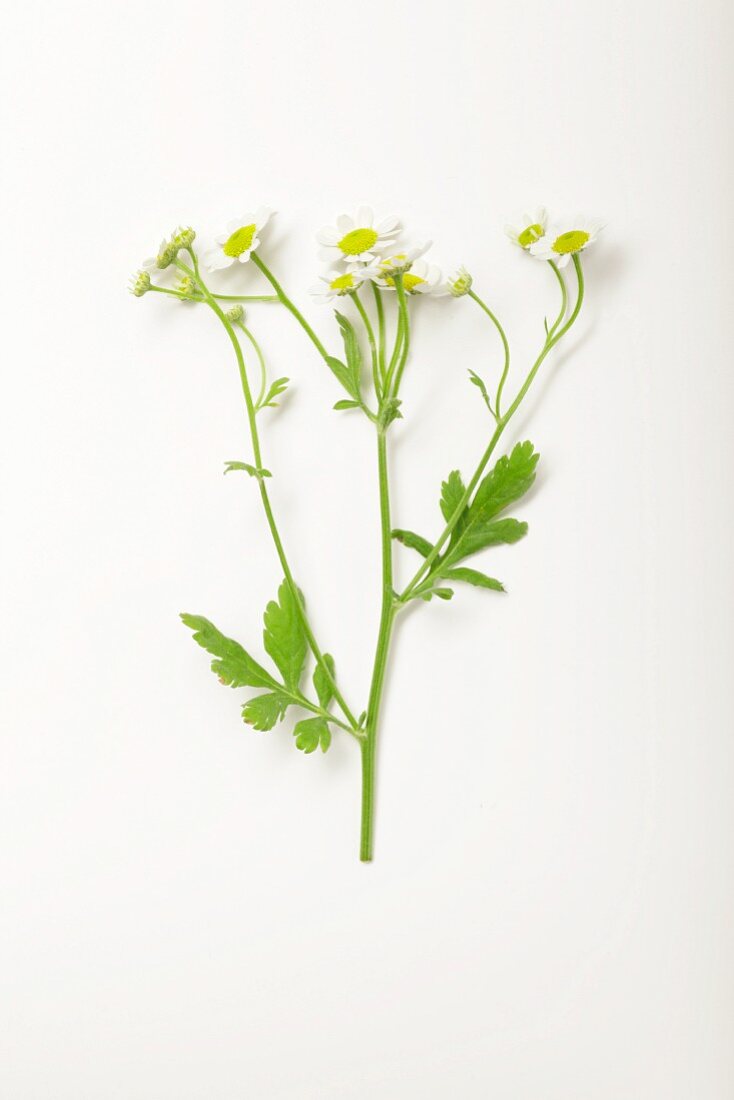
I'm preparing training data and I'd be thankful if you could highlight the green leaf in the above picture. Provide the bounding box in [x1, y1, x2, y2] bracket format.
[440, 469, 467, 527]
[242, 692, 290, 731]
[468, 370, 493, 414]
[444, 517, 528, 564]
[333, 399, 361, 410]
[443, 441, 538, 564]
[180, 613, 276, 689]
[263, 580, 307, 691]
[260, 376, 289, 409]
[442, 567, 505, 592]
[420, 587, 454, 602]
[293, 716, 331, 754]
[335, 310, 362, 388]
[473, 440, 539, 517]
[313, 653, 336, 709]
[392, 529, 433, 557]
[325, 355, 361, 401]
[224, 460, 272, 479]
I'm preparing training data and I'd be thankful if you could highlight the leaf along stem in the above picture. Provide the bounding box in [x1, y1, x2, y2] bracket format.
[398, 255, 584, 603]
[185, 260, 360, 734]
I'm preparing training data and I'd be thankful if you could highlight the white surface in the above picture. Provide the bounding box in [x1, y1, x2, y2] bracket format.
[2, 1, 733, 1096]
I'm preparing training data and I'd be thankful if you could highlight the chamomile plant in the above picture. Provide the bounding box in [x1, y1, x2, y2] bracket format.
[130, 205, 602, 861]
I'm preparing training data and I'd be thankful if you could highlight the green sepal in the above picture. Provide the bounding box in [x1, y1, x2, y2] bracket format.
[293, 716, 331, 754]
[468, 370, 494, 414]
[420, 587, 454, 602]
[378, 397, 402, 430]
[242, 692, 290, 731]
[263, 580, 307, 691]
[224, 460, 272, 479]
[180, 613, 276, 689]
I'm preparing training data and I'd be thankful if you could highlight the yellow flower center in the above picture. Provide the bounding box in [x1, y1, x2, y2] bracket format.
[518, 223, 544, 248]
[329, 273, 356, 292]
[223, 223, 257, 257]
[551, 229, 590, 255]
[384, 272, 426, 292]
[402, 273, 425, 292]
[338, 227, 379, 256]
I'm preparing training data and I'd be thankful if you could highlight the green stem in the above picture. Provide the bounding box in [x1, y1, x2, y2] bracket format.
[239, 322, 268, 409]
[193, 277, 359, 732]
[400, 256, 584, 602]
[360, 430, 397, 861]
[251, 253, 332, 362]
[390, 279, 412, 398]
[372, 283, 387, 387]
[353, 290, 382, 402]
[467, 289, 510, 418]
[384, 275, 407, 396]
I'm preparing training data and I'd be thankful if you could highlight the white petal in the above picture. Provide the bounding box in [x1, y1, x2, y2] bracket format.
[205, 249, 234, 272]
[356, 206, 374, 227]
[318, 245, 342, 263]
[238, 250, 252, 263]
[376, 215, 400, 235]
[336, 214, 353, 233]
[317, 227, 340, 245]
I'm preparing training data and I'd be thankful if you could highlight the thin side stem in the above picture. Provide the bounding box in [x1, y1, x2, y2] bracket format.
[399, 256, 584, 602]
[372, 283, 387, 387]
[353, 290, 382, 402]
[192, 278, 359, 732]
[239, 322, 268, 409]
[467, 289, 511, 418]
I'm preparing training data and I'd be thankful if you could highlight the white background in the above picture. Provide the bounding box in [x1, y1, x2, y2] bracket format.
[2, 1, 733, 1096]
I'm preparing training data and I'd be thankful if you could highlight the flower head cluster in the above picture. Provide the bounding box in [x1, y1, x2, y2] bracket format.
[311, 207, 447, 302]
[128, 270, 151, 297]
[506, 208, 603, 267]
[143, 226, 196, 271]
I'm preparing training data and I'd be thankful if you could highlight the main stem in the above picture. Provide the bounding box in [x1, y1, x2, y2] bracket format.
[360, 429, 396, 861]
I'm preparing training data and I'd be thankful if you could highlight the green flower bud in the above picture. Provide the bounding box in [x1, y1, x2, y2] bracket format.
[448, 266, 473, 297]
[172, 226, 196, 250]
[175, 275, 198, 299]
[225, 304, 245, 324]
[129, 270, 151, 297]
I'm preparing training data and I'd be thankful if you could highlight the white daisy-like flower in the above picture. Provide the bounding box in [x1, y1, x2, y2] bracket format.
[309, 264, 381, 303]
[381, 259, 446, 297]
[205, 208, 274, 272]
[316, 207, 400, 267]
[376, 241, 432, 276]
[529, 218, 604, 267]
[505, 207, 548, 250]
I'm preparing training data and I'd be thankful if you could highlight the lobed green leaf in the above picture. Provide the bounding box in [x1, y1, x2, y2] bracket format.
[180, 613, 276, 690]
[293, 716, 331, 754]
[242, 691, 290, 731]
[263, 580, 307, 691]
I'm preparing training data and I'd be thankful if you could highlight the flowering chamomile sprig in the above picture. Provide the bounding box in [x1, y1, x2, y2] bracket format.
[131, 205, 603, 861]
